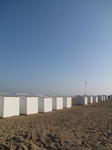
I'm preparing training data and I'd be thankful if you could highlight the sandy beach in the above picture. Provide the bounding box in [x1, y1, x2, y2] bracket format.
[0, 100, 112, 150]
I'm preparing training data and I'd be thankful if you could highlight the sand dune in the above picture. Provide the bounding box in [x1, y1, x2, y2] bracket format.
[0, 100, 112, 149]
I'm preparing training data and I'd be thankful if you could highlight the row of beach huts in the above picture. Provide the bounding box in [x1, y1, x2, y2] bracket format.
[0, 93, 112, 118]
[72, 95, 110, 105]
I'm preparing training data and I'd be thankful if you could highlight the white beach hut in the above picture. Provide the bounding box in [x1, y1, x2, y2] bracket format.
[98, 95, 103, 101]
[0, 94, 19, 118]
[88, 96, 93, 104]
[93, 96, 98, 103]
[77, 95, 88, 105]
[63, 96, 72, 108]
[105, 95, 108, 100]
[48, 95, 63, 110]
[103, 95, 106, 101]
[36, 95, 52, 113]
[19, 95, 38, 115]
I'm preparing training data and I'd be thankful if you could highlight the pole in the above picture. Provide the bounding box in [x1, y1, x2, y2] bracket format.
[85, 81, 87, 95]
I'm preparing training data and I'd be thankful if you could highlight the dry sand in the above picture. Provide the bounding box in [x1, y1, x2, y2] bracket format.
[0, 100, 112, 150]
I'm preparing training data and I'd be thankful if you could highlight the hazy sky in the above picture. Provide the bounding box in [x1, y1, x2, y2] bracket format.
[0, 0, 112, 95]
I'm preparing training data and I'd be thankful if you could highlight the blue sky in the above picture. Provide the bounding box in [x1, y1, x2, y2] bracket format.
[0, 0, 112, 95]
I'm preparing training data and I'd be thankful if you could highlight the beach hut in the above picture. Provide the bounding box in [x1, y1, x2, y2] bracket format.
[88, 96, 93, 104]
[98, 95, 103, 101]
[19, 95, 38, 115]
[109, 95, 112, 100]
[0, 95, 19, 118]
[105, 95, 108, 100]
[72, 96, 77, 105]
[36, 95, 52, 112]
[48, 95, 63, 110]
[77, 95, 88, 105]
[63, 96, 72, 108]
[103, 95, 106, 101]
[93, 96, 98, 103]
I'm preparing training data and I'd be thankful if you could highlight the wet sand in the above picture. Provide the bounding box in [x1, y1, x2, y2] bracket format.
[0, 100, 112, 150]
